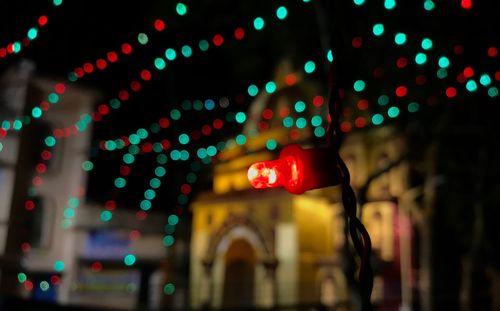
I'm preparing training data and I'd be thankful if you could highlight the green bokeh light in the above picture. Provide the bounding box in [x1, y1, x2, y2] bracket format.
[165, 48, 177, 61]
[82, 160, 94, 171]
[164, 283, 175, 295]
[466, 80, 478, 92]
[235, 112, 247, 123]
[198, 40, 209, 51]
[266, 139, 277, 150]
[421, 38, 433, 50]
[408, 102, 420, 113]
[253, 17, 265, 30]
[54, 260, 65, 272]
[124, 254, 136, 266]
[388, 106, 400, 118]
[247, 84, 258, 96]
[415, 53, 427, 65]
[372, 114, 384, 125]
[276, 6, 288, 19]
[101, 210, 113, 222]
[154, 58, 166, 70]
[176, 3, 187, 16]
[373, 23, 385, 36]
[304, 61, 316, 74]
[438, 56, 450, 68]
[353, 80, 366, 92]
[394, 33, 406, 45]
[181, 45, 192, 57]
[138, 33, 148, 45]
[114, 177, 126, 188]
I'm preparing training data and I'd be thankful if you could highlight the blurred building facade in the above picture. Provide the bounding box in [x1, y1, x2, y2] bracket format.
[0, 55, 497, 311]
[188, 63, 419, 310]
[0, 61, 168, 310]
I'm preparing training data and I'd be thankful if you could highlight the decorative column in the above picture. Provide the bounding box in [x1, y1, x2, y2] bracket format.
[261, 257, 278, 308]
[200, 258, 214, 308]
[316, 256, 348, 309]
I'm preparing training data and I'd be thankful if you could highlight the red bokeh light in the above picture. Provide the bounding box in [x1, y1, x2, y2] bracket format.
[129, 230, 141, 241]
[142, 142, 153, 153]
[91, 262, 103, 272]
[213, 119, 223, 129]
[181, 184, 191, 194]
[83, 63, 94, 73]
[396, 57, 408, 69]
[38, 16, 48, 26]
[213, 34, 224, 46]
[285, 74, 297, 86]
[446, 87, 457, 98]
[107, 51, 118, 63]
[395, 86, 408, 97]
[161, 139, 171, 150]
[120, 165, 131, 176]
[357, 99, 369, 110]
[234, 27, 245, 40]
[355, 117, 367, 128]
[340, 121, 352, 133]
[290, 129, 301, 140]
[24, 281, 34, 291]
[279, 107, 290, 118]
[352, 37, 363, 48]
[141, 69, 152, 81]
[32, 176, 43, 187]
[121, 43, 133, 55]
[313, 96, 324, 107]
[463, 67, 474, 78]
[259, 121, 269, 132]
[51, 275, 61, 285]
[118, 90, 129, 101]
[461, 0, 473, 9]
[96, 59, 107, 70]
[136, 211, 148, 221]
[487, 47, 498, 58]
[154, 19, 165, 31]
[25, 200, 35, 211]
[105, 200, 117, 210]
[130, 81, 141, 92]
[263, 108, 273, 120]
[41, 150, 52, 160]
[21, 242, 31, 253]
[74, 67, 84, 78]
[36, 163, 47, 174]
[159, 118, 170, 128]
[201, 125, 212, 135]
[55, 83, 66, 94]
[98, 104, 109, 115]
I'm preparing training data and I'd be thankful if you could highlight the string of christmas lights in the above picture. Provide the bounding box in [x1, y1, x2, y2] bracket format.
[6, 0, 498, 300]
[0, 0, 64, 61]
[11, 1, 296, 294]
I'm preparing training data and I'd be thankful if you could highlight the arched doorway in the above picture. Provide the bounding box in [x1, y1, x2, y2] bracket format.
[222, 239, 256, 308]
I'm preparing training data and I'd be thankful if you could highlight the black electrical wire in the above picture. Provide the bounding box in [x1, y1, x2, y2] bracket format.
[327, 71, 373, 311]
[322, 1, 374, 309]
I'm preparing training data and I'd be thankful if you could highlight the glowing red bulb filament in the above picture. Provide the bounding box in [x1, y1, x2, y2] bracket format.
[247, 144, 341, 194]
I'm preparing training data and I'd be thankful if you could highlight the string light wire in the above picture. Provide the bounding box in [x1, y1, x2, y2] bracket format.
[324, 0, 373, 310]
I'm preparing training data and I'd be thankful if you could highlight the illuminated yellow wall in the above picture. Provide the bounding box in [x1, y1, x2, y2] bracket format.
[293, 195, 335, 303]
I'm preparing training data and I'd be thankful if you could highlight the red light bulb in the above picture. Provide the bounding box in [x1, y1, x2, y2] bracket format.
[248, 144, 342, 194]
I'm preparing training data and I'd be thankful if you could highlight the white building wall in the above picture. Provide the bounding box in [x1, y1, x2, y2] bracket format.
[275, 222, 298, 306]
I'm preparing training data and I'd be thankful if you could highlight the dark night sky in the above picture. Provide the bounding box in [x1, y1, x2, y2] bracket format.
[0, 0, 324, 210]
[1, 0, 498, 212]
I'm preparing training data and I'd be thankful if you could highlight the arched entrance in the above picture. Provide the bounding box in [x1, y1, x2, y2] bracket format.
[222, 239, 256, 309]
